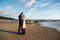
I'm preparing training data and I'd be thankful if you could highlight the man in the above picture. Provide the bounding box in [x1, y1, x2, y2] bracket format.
[18, 12, 26, 35]
[18, 12, 23, 34]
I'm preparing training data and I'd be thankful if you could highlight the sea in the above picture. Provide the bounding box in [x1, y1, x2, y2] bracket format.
[38, 20, 60, 32]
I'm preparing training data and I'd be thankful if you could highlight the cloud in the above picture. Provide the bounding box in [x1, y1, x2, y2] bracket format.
[27, 4, 39, 14]
[45, 11, 59, 19]
[20, 0, 26, 2]
[0, 0, 60, 19]
[20, 0, 36, 8]
[0, 10, 18, 18]
[26, 3, 60, 19]
[49, 3, 60, 9]
[5, 6, 12, 9]
[38, 3, 60, 19]
[0, 6, 18, 19]
[40, 2, 50, 8]
[0, 8, 2, 11]
[27, 8, 36, 14]
[25, 0, 36, 8]
[20, 0, 52, 8]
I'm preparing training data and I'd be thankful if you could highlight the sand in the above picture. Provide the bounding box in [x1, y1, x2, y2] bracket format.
[0, 20, 60, 40]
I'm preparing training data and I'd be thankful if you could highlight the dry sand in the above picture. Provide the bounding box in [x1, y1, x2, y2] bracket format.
[0, 20, 60, 40]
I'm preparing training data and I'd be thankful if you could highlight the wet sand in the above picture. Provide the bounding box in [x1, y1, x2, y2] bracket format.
[0, 20, 60, 40]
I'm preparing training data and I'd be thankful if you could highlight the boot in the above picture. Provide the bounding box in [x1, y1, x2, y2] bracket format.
[23, 28, 25, 34]
[21, 28, 26, 35]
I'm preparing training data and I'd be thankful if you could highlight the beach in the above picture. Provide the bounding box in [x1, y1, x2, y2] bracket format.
[0, 20, 60, 40]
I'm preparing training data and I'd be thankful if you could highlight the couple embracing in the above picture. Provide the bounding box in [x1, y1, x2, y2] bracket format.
[18, 12, 26, 35]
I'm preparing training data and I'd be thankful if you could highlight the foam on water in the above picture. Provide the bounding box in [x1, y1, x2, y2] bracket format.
[38, 21, 60, 32]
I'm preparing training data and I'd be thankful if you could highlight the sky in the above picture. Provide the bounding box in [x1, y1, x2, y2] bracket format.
[0, 0, 60, 20]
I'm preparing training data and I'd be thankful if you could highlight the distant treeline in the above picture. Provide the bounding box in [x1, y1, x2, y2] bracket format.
[0, 16, 17, 20]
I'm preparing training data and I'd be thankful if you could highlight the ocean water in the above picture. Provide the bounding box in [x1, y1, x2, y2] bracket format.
[38, 21, 60, 32]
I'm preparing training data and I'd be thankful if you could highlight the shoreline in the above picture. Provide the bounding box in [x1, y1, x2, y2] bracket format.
[0, 20, 60, 32]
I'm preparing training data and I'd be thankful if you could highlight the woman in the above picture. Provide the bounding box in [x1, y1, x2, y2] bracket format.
[21, 15, 26, 34]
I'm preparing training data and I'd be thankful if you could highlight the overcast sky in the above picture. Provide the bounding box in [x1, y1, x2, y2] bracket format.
[0, 0, 60, 19]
